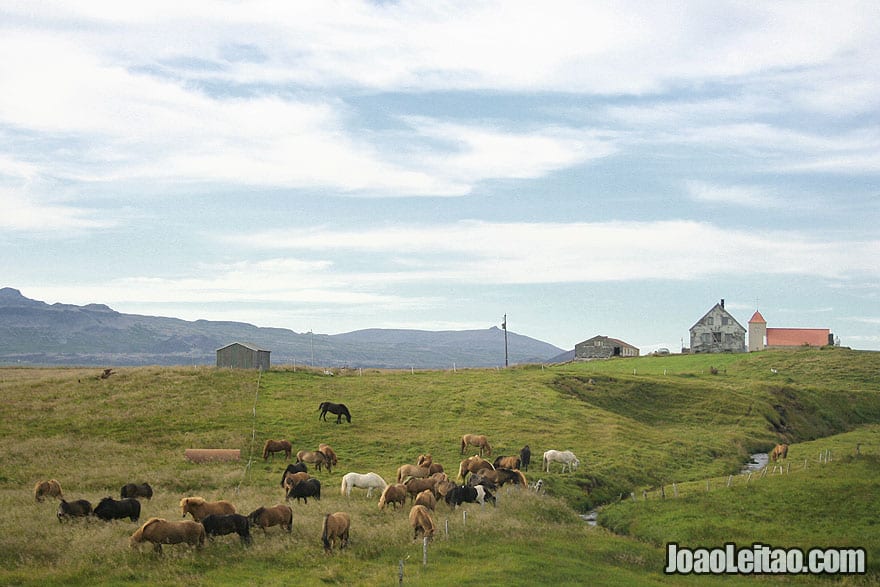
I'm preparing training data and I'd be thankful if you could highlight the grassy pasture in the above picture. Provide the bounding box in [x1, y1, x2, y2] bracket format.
[0, 347, 878, 585]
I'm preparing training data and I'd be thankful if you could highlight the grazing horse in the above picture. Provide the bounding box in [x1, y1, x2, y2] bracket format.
[286, 478, 321, 504]
[297, 450, 330, 473]
[396, 464, 430, 484]
[318, 402, 351, 424]
[94, 497, 141, 522]
[262, 439, 292, 460]
[476, 467, 527, 487]
[34, 479, 63, 502]
[493, 455, 521, 469]
[409, 504, 435, 541]
[130, 518, 205, 553]
[322, 512, 350, 553]
[542, 450, 580, 473]
[247, 505, 293, 534]
[318, 443, 339, 467]
[413, 489, 436, 511]
[460, 434, 492, 456]
[403, 473, 447, 501]
[57, 499, 92, 521]
[378, 483, 407, 510]
[457, 455, 494, 482]
[179, 497, 236, 522]
[341, 472, 387, 498]
[770, 444, 789, 462]
[120, 482, 153, 500]
[201, 513, 252, 545]
[445, 484, 495, 508]
[283, 472, 311, 494]
[520, 445, 531, 471]
[280, 462, 308, 487]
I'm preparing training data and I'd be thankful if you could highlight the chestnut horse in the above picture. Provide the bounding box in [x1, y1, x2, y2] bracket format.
[262, 439, 292, 460]
[460, 434, 492, 456]
[770, 444, 789, 462]
[322, 512, 350, 552]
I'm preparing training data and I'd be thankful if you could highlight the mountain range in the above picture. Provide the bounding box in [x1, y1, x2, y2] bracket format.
[0, 287, 568, 368]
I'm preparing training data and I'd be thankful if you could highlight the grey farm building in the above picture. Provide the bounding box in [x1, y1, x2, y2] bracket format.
[216, 342, 271, 370]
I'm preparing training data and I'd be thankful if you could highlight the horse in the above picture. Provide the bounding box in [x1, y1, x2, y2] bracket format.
[493, 455, 521, 469]
[341, 472, 387, 498]
[378, 483, 407, 510]
[130, 518, 206, 553]
[94, 497, 141, 522]
[280, 462, 308, 487]
[460, 434, 492, 456]
[318, 443, 339, 467]
[770, 443, 789, 462]
[286, 478, 321, 504]
[542, 450, 580, 473]
[297, 450, 330, 473]
[520, 445, 531, 471]
[413, 489, 436, 511]
[283, 472, 311, 494]
[457, 455, 494, 482]
[247, 505, 293, 534]
[321, 512, 350, 553]
[476, 467, 527, 487]
[262, 439, 292, 460]
[403, 473, 447, 501]
[396, 464, 429, 484]
[201, 513, 252, 545]
[409, 504, 435, 541]
[34, 479, 63, 502]
[318, 401, 351, 424]
[445, 484, 495, 508]
[57, 499, 92, 521]
[435, 480, 457, 498]
[179, 497, 236, 522]
[120, 482, 153, 500]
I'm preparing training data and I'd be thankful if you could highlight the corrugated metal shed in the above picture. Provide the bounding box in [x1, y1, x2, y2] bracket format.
[216, 342, 271, 370]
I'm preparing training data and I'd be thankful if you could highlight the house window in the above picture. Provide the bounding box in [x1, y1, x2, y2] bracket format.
[722, 317, 729, 326]
[595, 340, 602, 346]
[707, 317, 714, 326]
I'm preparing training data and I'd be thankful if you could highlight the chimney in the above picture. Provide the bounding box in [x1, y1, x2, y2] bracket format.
[720, 298, 725, 309]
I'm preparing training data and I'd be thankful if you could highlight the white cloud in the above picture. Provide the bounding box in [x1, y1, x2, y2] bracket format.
[684, 181, 785, 208]
[0, 186, 115, 232]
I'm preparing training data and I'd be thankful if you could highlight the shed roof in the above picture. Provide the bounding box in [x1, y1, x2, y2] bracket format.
[216, 342, 270, 352]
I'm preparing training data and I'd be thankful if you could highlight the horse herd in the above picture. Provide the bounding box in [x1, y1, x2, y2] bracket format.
[32, 401, 585, 555]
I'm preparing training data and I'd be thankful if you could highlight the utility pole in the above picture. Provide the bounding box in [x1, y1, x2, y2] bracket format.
[502, 314, 508, 367]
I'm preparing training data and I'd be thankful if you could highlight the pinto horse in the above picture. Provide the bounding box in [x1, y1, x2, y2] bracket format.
[318, 402, 351, 424]
[262, 439, 292, 460]
[460, 434, 492, 456]
[770, 443, 789, 462]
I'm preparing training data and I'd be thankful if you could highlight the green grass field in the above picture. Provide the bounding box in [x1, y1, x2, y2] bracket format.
[0, 347, 877, 585]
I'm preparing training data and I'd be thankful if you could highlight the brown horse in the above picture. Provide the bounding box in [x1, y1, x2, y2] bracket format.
[413, 489, 436, 511]
[458, 455, 494, 482]
[179, 497, 236, 522]
[475, 467, 527, 487]
[34, 479, 63, 502]
[493, 455, 521, 470]
[409, 504, 435, 541]
[282, 471, 311, 494]
[262, 439, 292, 460]
[403, 473, 447, 501]
[770, 443, 789, 462]
[460, 434, 492, 456]
[130, 518, 206, 553]
[378, 483, 407, 510]
[396, 464, 429, 484]
[321, 512, 350, 553]
[247, 505, 293, 534]
[297, 450, 330, 473]
[318, 443, 338, 467]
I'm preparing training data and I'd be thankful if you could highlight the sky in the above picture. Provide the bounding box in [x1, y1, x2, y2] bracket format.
[1, 1, 878, 353]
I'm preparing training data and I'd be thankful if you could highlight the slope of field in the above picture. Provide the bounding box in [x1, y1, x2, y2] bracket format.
[0, 347, 877, 585]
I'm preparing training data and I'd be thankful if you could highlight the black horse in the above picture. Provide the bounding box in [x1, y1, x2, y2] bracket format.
[279, 462, 308, 487]
[520, 445, 531, 472]
[318, 401, 351, 424]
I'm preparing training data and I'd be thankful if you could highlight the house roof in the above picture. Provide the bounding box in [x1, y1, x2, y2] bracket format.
[577, 335, 638, 349]
[690, 302, 746, 332]
[766, 328, 829, 347]
[749, 310, 766, 324]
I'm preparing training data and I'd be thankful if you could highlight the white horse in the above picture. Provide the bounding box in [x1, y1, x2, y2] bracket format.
[340, 472, 388, 498]
[542, 450, 580, 473]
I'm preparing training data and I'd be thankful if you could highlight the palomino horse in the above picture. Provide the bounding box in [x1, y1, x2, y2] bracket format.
[542, 449, 580, 473]
[340, 472, 387, 498]
[396, 464, 429, 484]
[770, 444, 789, 462]
[318, 402, 351, 424]
[262, 439, 292, 460]
[460, 434, 492, 456]
[297, 450, 330, 473]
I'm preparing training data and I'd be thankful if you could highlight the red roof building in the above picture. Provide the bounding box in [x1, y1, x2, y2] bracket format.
[748, 310, 832, 351]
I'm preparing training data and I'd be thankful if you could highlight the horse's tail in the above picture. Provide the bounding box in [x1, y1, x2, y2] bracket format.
[321, 514, 331, 550]
[262, 440, 270, 459]
[340, 476, 348, 496]
[460, 437, 466, 453]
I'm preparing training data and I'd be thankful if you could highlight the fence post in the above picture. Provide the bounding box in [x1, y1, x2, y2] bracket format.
[726, 475, 732, 487]
[706, 479, 710, 492]
[630, 492, 636, 501]
[423, 537, 428, 566]
[462, 510, 467, 526]
[804, 458, 808, 470]
[673, 482, 678, 497]
[746, 472, 752, 484]
[660, 485, 666, 499]
[399, 560, 404, 586]
[445, 519, 449, 537]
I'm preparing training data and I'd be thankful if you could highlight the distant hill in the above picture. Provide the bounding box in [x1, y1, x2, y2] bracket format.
[0, 287, 566, 368]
